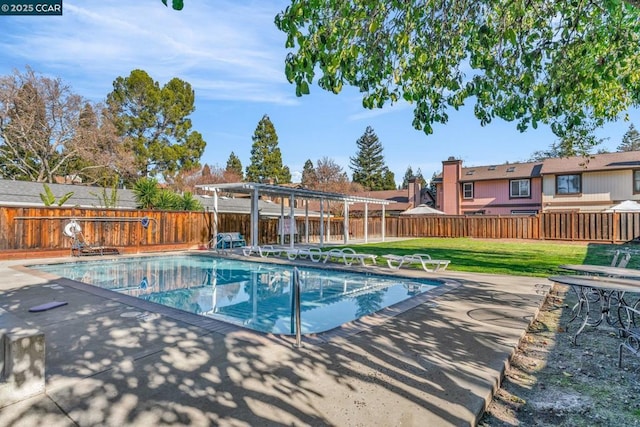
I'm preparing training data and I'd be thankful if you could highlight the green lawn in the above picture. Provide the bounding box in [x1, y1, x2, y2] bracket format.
[345, 238, 638, 277]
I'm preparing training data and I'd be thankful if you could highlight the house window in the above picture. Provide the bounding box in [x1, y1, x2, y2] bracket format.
[510, 179, 531, 198]
[511, 210, 538, 215]
[556, 174, 581, 194]
[462, 182, 473, 199]
[634, 170, 640, 194]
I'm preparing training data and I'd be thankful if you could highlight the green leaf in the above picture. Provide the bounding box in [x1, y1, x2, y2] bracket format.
[299, 81, 310, 95]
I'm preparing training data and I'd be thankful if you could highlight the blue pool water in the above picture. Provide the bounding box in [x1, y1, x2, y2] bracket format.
[29, 255, 441, 335]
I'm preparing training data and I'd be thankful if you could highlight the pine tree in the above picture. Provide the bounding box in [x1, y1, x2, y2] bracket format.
[414, 168, 427, 187]
[382, 168, 396, 190]
[349, 126, 392, 190]
[617, 124, 640, 152]
[301, 159, 317, 187]
[401, 166, 414, 189]
[245, 114, 291, 183]
[225, 152, 243, 179]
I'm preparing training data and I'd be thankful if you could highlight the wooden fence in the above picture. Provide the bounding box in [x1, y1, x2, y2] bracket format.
[350, 211, 640, 243]
[0, 206, 638, 259]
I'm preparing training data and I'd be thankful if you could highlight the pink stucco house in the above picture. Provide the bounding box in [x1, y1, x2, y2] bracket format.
[434, 151, 640, 215]
[435, 157, 542, 215]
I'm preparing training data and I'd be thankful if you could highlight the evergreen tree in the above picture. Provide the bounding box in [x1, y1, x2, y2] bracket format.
[349, 126, 393, 190]
[201, 164, 212, 178]
[225, 151, 243, 179]
[414, 168, 427, 187]
[245, 114, 290, 183]
[107, 69, 206, 183]
[301, 159, 317, 187]
[617, 124, 640, 152]
[401, 166, 414, 189]
[429, 171, 438, 197]
[281, 165, 292, 183]
[382, 168, 396, 190]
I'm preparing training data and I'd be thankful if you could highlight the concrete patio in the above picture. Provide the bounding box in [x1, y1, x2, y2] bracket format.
[0, 252, 550, 426]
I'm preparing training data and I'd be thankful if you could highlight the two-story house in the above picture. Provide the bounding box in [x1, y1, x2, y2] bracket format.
[435, 157, 543, 215]
[541, 151, 640, 212]
[434, 151, 640, 215]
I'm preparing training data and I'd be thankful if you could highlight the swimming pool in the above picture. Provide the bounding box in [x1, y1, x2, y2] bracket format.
[29, 254, 443, 335]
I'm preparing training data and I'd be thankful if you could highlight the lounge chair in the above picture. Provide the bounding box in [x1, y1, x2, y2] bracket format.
[382, 253, 450, 272]
[294, 247, 325, 262]
[64, 220, 119, 257]
[241, 245, 282, 257]
[322, 248, 377, 266]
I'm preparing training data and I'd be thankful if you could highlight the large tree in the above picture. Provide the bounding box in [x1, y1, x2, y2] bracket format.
[301, 159, 316, 188]
[618, 124, 640, 152]
[245, 114, 291, 183]
[0, 67, 129, 183]
[350, 126, 394, 191]
[63, 102, 137, 186]
[225, 152, 243, 181]
[401, 166, 414, 190]
[273, 1, 640, 152]
[107, 69, 206, 183]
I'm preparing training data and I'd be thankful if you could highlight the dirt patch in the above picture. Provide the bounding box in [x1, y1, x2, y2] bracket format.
[480, 284, 640, 426]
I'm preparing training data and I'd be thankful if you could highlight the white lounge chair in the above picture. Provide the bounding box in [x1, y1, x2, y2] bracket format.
[241, 245, 282, 257]
[291, 247, 325, 262]
[322, 248, 377, 266]
[382, 253, 450, 272]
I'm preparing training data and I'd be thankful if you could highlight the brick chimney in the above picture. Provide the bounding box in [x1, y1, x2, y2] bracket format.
[407, 177, 421, 207]
[440, 157, 462, 215]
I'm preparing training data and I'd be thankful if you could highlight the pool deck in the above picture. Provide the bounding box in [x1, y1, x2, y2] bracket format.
[0, 251, 551, 427]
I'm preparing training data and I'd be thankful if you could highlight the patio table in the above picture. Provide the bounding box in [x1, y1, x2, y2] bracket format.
[548, 275, 640, 345]
[559, 264, 640, 279]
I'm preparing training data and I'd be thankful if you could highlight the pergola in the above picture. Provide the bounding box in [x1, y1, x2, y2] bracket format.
[195, 182, 391, 247]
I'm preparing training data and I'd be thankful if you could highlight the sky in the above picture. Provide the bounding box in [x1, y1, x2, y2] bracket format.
[1, 0, 638, 185]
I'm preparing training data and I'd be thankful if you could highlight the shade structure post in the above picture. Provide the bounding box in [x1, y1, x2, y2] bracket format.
[251, 187, 259, 246]
[364, 203, 368, 244]
[305, 200, 309, 243]
[343, 201, 349, 244]
[382, 205, 386, 242]
[213, 190, 219, 245]
[319, 199, 324, 246]
[289, 194, 295, 248]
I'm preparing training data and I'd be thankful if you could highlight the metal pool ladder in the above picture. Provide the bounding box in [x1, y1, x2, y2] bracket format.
[292, 267, 303, 348]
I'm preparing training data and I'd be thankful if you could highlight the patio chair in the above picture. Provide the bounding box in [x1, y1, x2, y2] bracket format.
[382, 253, 450, 272]
[322, 248, 377, 266]
[212, 232, 246, 250]
[241, 245, 282, 257]
[64, 220, 119, 257]
[294, 247, 325, 263]
[611, 250, 632, 268]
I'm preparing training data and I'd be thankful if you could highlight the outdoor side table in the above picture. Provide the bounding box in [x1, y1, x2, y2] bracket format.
[548, 275, 640, 345]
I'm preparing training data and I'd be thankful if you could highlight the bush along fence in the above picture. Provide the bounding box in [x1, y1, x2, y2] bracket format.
[0, 206, 639, 258]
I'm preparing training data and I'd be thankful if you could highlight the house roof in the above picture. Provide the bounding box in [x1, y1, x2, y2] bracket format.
[459, 162, 543, 182]
[400, 204, 445, 215]
[0, 179, 318, 217]
[434, 151, 640, 183]
[540, 151, 640, 174]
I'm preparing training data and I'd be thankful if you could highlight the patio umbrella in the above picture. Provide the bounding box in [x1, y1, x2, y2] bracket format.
[605, 200, 640, 212]
[400, 204, 445, 215]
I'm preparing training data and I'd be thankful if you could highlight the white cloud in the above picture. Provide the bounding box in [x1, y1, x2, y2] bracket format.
[347, 101, 412, 122]
[0, 0, 295, 103]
